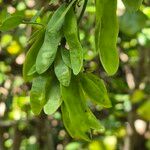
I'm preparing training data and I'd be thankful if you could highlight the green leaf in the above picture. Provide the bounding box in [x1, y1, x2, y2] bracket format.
[0, 8, 10, 24]
[36, 0, 77, 74]
[122, 0, 143, 11]
[48, 0, 77, 32]
[28, 28, 43, 45]
[36, 4, 66, 74]
[23, 29, 45, 81]
[0, 14, 23, 31]
[131, 90, 145, 103]
[95, 0, 102, 52]
[85, 109, 104, 130]
[95, 0, 119, 75]
[65, 142, 81, 150]
[27, 64, 36, 76]
[137, 100, 150, 121]
[61, 76, 103, 141]
[30, 74, 52, 115]
[61, 103, 77, 138]
[80, 73, 111, 108]
[44, 78, 62, 115]
[30, 7, 44, 23]
[54, 49, 71, 87]
[119, 11, 148, 36]
[61, 47, 71, 68]
[63, 8, 83, 75]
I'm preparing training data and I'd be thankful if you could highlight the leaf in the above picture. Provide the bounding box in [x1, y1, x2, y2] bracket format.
[28, 28, 43, 45]
[122, 0, 143, 11]
[95, 0, 119, 75]
[137, 100, 150, 121]
[36, 4, 66, 74]
[44, 78, 62, 115]
[119, 11, 148, 36]
[30, 74, 52, 115]
[131, 90, 145, 103]
[23, 29, 45, 81]
[0, 14, 23, 31]
[30, 7, 44, 23]
[65, 142, 81, 150]
[61, 102, 77, 138]
[95, 0, 102, 51]
[61, 81, 90, 141]
[48, 0, 77, 32]
[27, 64, 36, 76]
[54, 49, 71, 87]
[85, 109, 104, 130]
[63, 8, 83, 75]
[80, 73, 111, 108]
[0, 8, 10, 24]
[36, 0, 77, 74]
[61, 76, 103, 141]
[61, 47, 71, 68]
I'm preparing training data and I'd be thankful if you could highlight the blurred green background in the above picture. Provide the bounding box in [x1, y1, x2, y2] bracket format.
[0, 0, 150, 150]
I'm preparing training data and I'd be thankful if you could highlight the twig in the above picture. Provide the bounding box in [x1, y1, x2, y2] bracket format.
[22, 21, 45, 27]
[77, 0, 88, 24]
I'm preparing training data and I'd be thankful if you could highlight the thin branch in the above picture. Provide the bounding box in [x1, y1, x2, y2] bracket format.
[77, 0, 88, 24]
[22, 21, 45, 27]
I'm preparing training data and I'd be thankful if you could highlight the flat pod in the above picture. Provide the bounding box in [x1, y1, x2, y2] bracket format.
[80, 73, 111, 108]
[30, 74, 52, 115]
[63, 8, 83, 75]
[54, 48, 71, 87]
[95, 0, 119, 75]
[23, 29, 45, 81]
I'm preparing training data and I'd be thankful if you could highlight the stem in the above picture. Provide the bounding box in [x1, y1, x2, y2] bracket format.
[12, 125, 22, 150]
[22, 21, 45, 27]
[77, 0, 88, 24]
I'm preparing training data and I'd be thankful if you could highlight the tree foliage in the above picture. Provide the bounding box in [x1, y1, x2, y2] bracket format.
[0, 0, 150, 149]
